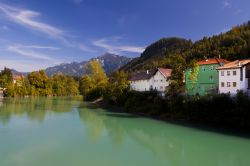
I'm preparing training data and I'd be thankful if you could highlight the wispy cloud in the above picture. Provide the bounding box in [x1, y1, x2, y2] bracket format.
[0, 3, 65, 40]
[22, 45, 60, 50]
[93, 37, 145, 55]
[7, 44, 60, 62]
[222, 1, 231, 8]
[0, 3, 93, 52]
[0, 59, 51, 72]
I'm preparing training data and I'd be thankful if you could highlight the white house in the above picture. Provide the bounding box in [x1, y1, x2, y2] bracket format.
[129, 68, 172, 94]
[218, 59, 250, 95]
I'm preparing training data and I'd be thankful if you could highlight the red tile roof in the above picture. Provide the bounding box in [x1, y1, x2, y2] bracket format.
[218, 59, 250, 70]
[158, 68, 172, 77]
[13, 74, 23, 80]
[197, 58, 230, 65]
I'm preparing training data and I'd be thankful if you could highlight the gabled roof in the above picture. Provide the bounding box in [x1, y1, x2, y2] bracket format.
[197, 58, 230, 65]
[158, 68, 172, 77]
[129, 68, 172, 81]
[218, 59, 250, 70]
[13, 74, 23, 80]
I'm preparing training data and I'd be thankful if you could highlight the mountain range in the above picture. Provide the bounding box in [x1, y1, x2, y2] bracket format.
[12, 53, 132, 77]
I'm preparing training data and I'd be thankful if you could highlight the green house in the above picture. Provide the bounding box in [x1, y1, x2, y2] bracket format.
[185, 58, 229, 96]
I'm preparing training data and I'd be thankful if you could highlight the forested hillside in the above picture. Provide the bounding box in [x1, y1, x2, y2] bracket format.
[121, 21, 250, 72]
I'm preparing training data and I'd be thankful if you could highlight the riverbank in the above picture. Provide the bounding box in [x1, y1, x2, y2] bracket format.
[95, 91, 250, 138]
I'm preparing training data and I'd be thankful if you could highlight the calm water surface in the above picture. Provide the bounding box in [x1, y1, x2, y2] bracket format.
[0, 97, 250, 166]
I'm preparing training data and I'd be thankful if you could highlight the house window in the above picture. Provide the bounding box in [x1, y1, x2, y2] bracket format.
[209, 75, 213, 81]
[227, 71, 230, 76]
[233, 71, 237, 76]
[221, 82, 225, 87]
[233, 82, 237, 87]
[202, 67, 205, 72]
[160, 86, 163, 90]
[221, 71, 224, 76]
[161, 80, 163, 82]
[246, 70, 250, 78]
[210, 66, 214, 70]
[227, 82, 231, 87]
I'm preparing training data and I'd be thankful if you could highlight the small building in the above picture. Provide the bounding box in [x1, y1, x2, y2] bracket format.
[13, 74, 23, 84]
[129, 68, 172, 94]
[185, 58, 229, 96]
[218, 59, 250, 95]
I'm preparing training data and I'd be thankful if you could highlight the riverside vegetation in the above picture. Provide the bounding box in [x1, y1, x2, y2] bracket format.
[1, 21, 250, 130]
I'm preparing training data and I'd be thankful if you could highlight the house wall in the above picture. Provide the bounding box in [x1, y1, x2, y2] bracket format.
[186, 64, 220, 96]
[218, 65, 250, 95]
[130, 71, 170, 93]
[219, 68, 241, 95]
[151, 71, 169, 92]
[130, 79, 151, 92]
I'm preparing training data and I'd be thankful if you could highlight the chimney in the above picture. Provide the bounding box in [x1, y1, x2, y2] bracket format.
[238, 62, 241, 67]
[146, 70, 149, 74]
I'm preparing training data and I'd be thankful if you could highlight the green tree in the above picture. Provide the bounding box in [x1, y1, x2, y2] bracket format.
[28, 70, 52, 96]
[80, 60, 108, 101]
[188, 60, 199, 91]
[104, 71, 129, 104]
[0, 67, 13, 88]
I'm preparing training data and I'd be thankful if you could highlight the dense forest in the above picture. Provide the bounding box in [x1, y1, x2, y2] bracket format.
[121, 21, 250, 72]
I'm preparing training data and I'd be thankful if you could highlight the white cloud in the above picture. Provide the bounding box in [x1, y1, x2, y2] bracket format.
[0, 3, 65, 40]
[7, 44, 60, 62]
[93, 38, 145, 55]
[0, 3, 93, 52]
[223, 1, 231, 8]
[0, 59, 52, 72]
[22, 45, 60, 50]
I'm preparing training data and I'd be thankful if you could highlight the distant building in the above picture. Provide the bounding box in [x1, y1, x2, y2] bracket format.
[218, 59, 250, 95]
[13, 74, 23, 85]
[129, 68, 172, 94]
[185, 58, 229, 96]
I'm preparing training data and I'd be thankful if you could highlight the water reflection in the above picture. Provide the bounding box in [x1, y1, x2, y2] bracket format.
[0, 97, 82, 124]
[0, 97, 250, 166]
[78, 107, 250, 166]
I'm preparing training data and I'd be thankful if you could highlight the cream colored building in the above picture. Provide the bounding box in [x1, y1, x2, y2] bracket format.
[129, 68, 172, 94]
[218, 59, 250, 95]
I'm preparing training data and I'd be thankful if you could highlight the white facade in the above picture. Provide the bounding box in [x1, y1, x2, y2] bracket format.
[218, 65, 250, 95]
[130, 70, 171, 93]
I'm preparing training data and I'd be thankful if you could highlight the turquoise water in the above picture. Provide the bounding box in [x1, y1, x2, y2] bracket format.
[0, 97, 250, 166]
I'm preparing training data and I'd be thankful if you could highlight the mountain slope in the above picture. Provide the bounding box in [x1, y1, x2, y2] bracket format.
[121, 38, 192, 71]
[121, 21, 250, 72]
[45, 53, 132, 76]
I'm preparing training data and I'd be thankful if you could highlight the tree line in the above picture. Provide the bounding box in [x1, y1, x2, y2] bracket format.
[0, 68, 79, 97]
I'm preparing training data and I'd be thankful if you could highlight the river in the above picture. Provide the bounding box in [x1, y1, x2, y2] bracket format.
[0, 97, 249, 166]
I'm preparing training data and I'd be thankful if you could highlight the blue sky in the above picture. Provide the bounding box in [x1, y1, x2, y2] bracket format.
[0, 0, 250, 72]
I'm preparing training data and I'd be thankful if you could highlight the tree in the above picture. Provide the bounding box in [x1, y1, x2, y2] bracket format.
[104, 71, 129, 104]
[0, 67, 13, 88]
[28, 70, 52, 96]
[188, 60, 199, 92]
[80, 60, 108, 101]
